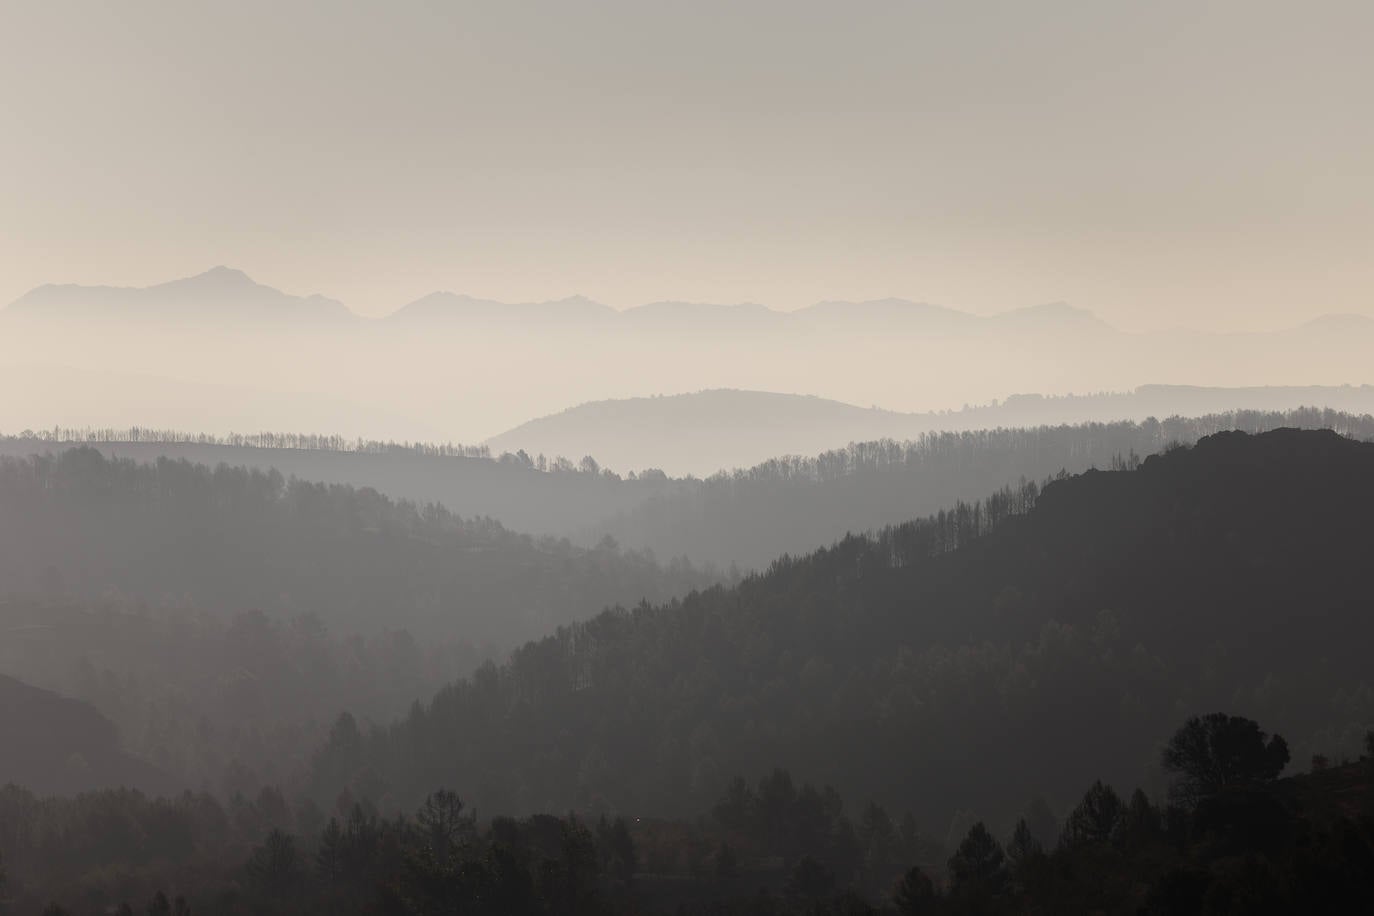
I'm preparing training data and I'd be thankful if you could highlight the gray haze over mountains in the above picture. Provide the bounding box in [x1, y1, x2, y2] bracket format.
[9, 3, 1374, 910]
[5, 267, 1374, 460]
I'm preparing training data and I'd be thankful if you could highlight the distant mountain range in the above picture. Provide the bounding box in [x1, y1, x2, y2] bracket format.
[6, 267, 1374, 445]
[487, 385, 1374, 476]
[8, 265, 353, 324]
[6, 266, 1365, 337]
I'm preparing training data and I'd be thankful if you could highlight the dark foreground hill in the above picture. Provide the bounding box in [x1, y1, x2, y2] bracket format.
[0, 448, 717, 652]
[0, 673, 170, 795]
[313, 429, 1374, 830]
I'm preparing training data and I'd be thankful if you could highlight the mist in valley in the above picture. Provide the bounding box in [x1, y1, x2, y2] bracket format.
[4, 2, 1374, 915]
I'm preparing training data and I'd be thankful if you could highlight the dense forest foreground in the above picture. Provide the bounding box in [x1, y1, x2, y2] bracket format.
[2, 722, 1372, 914]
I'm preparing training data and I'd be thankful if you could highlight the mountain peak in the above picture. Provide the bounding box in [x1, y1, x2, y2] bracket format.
[5, 267, 352, 322]
[190, 265, 255, 286]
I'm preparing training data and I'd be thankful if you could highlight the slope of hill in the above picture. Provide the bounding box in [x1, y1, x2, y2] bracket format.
[486, 386, 1374, 477]
[0, 432, 662, 539]
[313, 429, 1374, 830]
[0, 448, 718, 651]
[0, 597, 468, 792]
[9, 405, 1374, 573]
[0, 673, 170, 795]
[593, 406, 1374, 569]
[486, 389, 917, 476]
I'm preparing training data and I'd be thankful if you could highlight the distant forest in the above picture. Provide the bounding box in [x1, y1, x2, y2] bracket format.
[6, 406, 1373, 570]
[0, 447, 717, 652]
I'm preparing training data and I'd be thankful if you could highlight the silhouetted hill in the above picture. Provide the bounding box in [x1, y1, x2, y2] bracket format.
[0, 448, 717, 651]
[597, 407, 1374, 569]
[315, 429, 1374, 831]
[0, 673, 170, 795]
[7, 266, 353, 325]
[486, 389, 916, 475]
[486, 386, 1374, 476]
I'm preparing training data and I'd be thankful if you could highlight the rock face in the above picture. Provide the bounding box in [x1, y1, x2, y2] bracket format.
[0, 672, 173, 796]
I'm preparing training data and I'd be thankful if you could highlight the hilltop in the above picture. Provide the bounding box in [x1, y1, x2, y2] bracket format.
[485, 385, 1374, 476]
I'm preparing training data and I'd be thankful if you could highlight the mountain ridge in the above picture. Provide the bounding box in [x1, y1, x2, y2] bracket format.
[11, 267, 1374, 337]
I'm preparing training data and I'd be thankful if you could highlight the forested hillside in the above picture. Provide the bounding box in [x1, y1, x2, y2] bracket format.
[0, 448, 717, 650]
[312, 429, 1374, 832]
[594, 406, 1374, 568]
[0, 432, 669, 543]
[7, 405, 1373, 571]
[0, 599, 463, 793]
[0, 673, 170, 796]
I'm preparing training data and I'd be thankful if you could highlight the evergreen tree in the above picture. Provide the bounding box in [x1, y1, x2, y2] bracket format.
[1162, 714, 1290, 805]
[1060, 781, 1124, 848]
[948, 822, 1006, 898]
[1006, 818, 1043, 865]
[892, 866, 938, 916]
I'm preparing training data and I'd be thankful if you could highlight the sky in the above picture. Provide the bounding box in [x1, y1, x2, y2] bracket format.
[2, 0, 1372, 331]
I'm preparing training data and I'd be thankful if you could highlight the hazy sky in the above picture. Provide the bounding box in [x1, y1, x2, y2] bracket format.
[3, 0, 1371, 331]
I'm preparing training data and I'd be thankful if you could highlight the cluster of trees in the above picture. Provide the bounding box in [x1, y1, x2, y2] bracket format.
[0, 448, 719, 650]
[307, 430, 1374, 829]
[5, 717, 1373, 914]
[876, 717, 1374, 915]
[0, 781, 645, 915]
[5, 427, 491, 459]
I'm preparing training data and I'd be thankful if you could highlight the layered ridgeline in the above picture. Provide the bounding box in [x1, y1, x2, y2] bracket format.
[485, 385, 1374, 476]
[0, 448, 717, 650]
[311, 429, 1374, 830]
[9, 267, 1374, 442]
[9, 405, 1374, 571]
